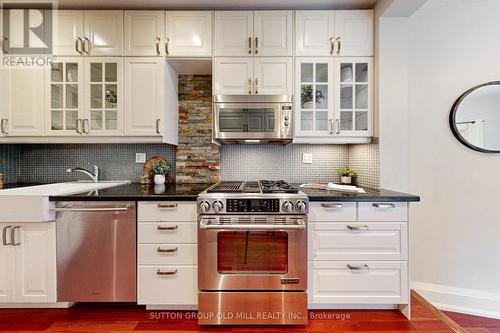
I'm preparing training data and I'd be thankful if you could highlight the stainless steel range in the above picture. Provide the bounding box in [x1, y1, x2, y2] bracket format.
[197, 180, 308, 325]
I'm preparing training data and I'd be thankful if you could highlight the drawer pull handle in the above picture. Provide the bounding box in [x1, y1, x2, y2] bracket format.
[157, 269, 178, 276]
[157, 225, 178, 231]
[347, 264, 369, 271]
[157, 247, 178, 253]
[157, 203, 178, 209]
[372, 203, 396, 208]
[347, 225, 369, 231]
[321, 203, 343, 209]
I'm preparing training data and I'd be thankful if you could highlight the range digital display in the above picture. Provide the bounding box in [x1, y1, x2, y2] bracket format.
[227, 199, 280, 213]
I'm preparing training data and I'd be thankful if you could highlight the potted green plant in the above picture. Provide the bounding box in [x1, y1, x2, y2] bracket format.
[151, 160, 171, 185]
[301, 86, 325, 109]
[337, 165, 357, 185]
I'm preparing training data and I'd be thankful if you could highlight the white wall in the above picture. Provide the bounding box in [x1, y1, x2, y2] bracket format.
[380, 0, 500, 318]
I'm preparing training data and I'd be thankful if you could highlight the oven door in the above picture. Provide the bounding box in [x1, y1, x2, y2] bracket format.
[198, 216, 307, 291]
[214, 103, 283, 140]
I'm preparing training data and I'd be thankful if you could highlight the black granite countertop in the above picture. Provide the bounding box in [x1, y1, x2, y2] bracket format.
[3, 182, 419, 202]
[47, 183, 214, 201]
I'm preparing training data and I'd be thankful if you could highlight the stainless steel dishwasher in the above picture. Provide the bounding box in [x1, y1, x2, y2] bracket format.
[55, 201, 136, 302]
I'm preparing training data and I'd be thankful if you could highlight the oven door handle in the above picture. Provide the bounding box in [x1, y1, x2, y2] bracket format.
[199, 221, 306, 230]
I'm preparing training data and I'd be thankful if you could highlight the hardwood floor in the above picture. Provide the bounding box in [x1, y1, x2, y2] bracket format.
[444, 311, 500, 333]
[0, 292, 462, 332]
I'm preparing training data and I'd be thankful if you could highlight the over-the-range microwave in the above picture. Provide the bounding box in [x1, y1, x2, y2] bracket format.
[213, 95, 293, 144]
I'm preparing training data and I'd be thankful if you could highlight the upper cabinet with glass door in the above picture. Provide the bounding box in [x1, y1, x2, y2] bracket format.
[215, 11, 292, 57]
[296, 10, 373, 57]
[52, 10, 123, 56]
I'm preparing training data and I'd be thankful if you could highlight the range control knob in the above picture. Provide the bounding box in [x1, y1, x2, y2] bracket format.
[199, 200, 211, 213]
[282, 201, 294, 213]
[212, 200, 224, 214]
[296, 201, 308, 213]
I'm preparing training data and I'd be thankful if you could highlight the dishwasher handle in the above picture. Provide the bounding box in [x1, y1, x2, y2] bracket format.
[52, 204, 131, 212]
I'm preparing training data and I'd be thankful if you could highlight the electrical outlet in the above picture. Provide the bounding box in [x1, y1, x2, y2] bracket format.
[302, 153, 313, 164]
[136, 153, 146, 163]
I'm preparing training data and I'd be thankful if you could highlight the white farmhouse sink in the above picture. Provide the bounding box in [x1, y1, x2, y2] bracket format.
[0, 181, 130, 222]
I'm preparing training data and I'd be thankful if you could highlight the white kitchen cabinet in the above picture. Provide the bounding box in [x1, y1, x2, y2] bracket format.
[1, 66, 45, 136]
[334, 57, 373, 136]
[84, 58, 123, 136]
[45, 57, 84, 136]
[124, 58, 164, 136]
[253, 11, 292, 56]
[124, 11, 165, 56]
[0, 222, 56, 304]
[334, 10, 374, 57]
[214, 57, 254, 95]
[295, 11, 335, 57]
[52, 10, 85, 56]
[295, 10, 373, 57]
[84, 11, 123, 56]
[215, 57, 291, 95]
[14, 223, 56, 303]
[215, 11, 292, 57]
[165, 11, 212, 57]
[215, 11, 253, 56]
[254, 57, 292, 95]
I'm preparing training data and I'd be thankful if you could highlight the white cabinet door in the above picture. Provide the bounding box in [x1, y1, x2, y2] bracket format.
[214, 58, 253, 95]
[295, 57, 334, 137]
[124, 11, 165, 56]
[45, 57, 84, 136]
[295, 11, 335, 56]
[84, 11, 123, 56]
[215, 11, 253, 56]
[334, 57, 372, 136]
[0, 225, 15, 302]
[2, 67, 45, 136]
[52, 10, 85, 56]
[254, 57, 292, 95]
[334, 10, 373, 56]
[124, 58, 164, 136]
[166, 11, 212, 57]
[84, 58, 123, 136]
[14, 223, 56, 303]
[253, 11, 292, 56]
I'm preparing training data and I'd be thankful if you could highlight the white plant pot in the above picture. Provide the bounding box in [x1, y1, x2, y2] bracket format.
[154, 174, 166, 185]
[340, 176, 352, 184]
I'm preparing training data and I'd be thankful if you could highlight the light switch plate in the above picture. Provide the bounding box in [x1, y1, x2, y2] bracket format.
[136, 153, 146, 163]
[302, 153, 313, 164]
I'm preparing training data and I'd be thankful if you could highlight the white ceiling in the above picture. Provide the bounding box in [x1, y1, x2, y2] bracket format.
[54, 0, 377, 10]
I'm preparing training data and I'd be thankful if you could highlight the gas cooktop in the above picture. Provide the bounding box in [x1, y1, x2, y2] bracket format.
[206, 180, 299, 194]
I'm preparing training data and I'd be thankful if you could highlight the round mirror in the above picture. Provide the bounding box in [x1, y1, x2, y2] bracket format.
[450, 81, 500, 153]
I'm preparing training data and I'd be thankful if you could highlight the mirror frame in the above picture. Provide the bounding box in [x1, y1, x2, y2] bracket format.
[449, 81, 500, 154]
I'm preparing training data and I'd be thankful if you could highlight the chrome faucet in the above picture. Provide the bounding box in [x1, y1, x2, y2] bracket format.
[66, 163, 99, 183]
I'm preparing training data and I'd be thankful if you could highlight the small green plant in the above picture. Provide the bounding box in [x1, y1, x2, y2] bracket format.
[337, 165, 357, 178]
[301, 86, 325, 108]
[151, 160, 171, 175]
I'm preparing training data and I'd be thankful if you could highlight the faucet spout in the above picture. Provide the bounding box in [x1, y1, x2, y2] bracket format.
[66, 167, 99, 183]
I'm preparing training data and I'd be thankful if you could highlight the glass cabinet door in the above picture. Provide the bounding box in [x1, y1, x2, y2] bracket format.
[335, 58, 372, 136]
[47, 59, 83, 135]
[296, 58, 334, 136]
[85, 58, 122, 135]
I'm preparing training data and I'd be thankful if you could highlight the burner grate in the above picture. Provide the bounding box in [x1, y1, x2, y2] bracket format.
[207, 181, 244, 193]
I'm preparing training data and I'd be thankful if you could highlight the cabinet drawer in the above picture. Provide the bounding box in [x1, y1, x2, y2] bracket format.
[308, 202, 357, 222]
[138, 202, 197, 222]
[358, 202, 407, 222]
[137, 265, 197, 305]
[308, 261, 408, 304]
[138, 222, 197, 244]
[138, 244, 197, 265]
[309, 223, 407, 261]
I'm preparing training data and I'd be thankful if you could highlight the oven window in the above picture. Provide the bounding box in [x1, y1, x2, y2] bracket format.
[219, 108, 275, 132]
[217, 231, 288, 274]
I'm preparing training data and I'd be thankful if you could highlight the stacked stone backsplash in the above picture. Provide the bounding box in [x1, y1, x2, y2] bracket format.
[175, 75, 220, 184]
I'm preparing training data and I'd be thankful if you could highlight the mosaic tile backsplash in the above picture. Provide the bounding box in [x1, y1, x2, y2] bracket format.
[1, 144, 175, 184]
[348, 143, 380, 189]
[0, 145, 19, 184]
